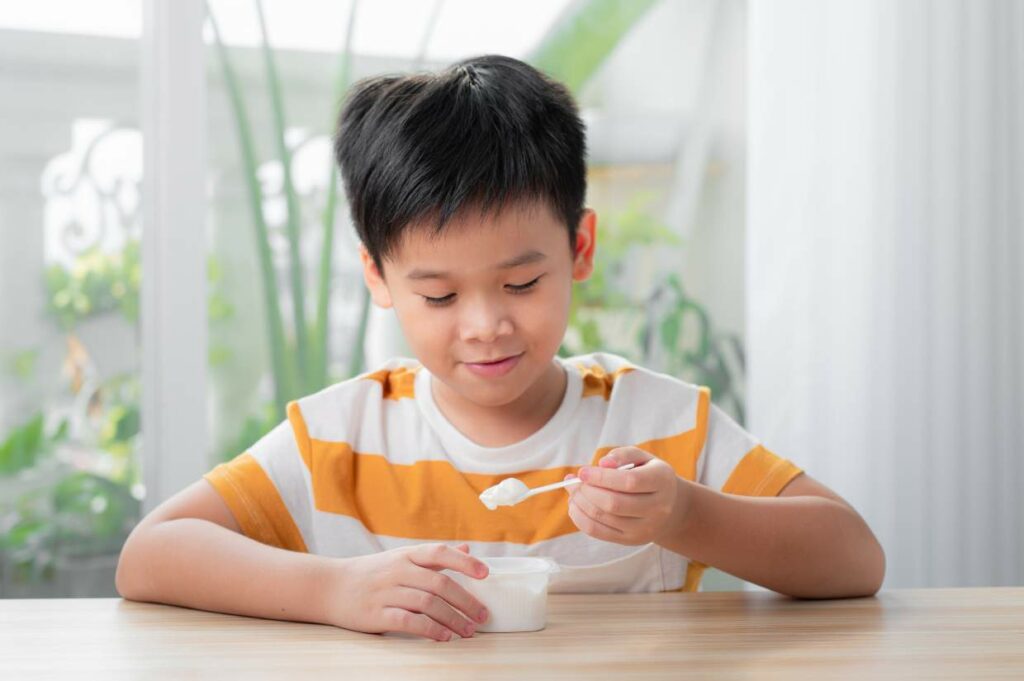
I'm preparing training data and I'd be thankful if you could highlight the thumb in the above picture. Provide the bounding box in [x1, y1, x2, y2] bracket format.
[455, 543, 470, 554]
[599, 447, 655, 468]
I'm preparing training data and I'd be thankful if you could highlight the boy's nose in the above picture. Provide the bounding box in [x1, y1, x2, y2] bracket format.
[459, 301, 514, 343]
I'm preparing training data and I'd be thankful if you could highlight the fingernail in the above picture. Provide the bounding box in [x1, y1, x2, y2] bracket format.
[579, 468, 590, 482]
[442, 631, 453, 642]
[465, 624, 476, 637]
[478, 608, 489, 623]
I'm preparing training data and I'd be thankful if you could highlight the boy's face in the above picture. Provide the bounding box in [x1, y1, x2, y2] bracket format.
[361, 200, 596, 408]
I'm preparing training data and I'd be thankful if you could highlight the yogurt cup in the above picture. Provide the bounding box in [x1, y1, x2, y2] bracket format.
[449, 557, 560, 632]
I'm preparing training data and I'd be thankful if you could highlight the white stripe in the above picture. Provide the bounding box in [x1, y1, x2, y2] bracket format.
[700, 403, 762, 491]
[248, 421, 317, 551]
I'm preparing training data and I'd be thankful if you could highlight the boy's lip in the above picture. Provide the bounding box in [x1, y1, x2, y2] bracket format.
[465, 353, 521, 365]
[463, 353, 523, 377]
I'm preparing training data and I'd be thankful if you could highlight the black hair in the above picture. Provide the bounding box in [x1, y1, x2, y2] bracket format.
[333, 54, 587, 272]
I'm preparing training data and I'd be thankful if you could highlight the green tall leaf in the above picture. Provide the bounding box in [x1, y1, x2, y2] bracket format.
[254, 0, 311, 392]
[207, 4, 296, 415]
[527, 0, 660, 92]
[314, 0, 360, 385]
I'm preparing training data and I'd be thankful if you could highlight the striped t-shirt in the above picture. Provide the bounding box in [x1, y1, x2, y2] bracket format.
[204, 352, 802, 593]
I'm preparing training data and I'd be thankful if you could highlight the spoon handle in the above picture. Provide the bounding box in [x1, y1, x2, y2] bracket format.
[525, 463, 636, 497]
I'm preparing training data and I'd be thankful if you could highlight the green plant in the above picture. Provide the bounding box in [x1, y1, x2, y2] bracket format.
[51, 471, 139, 553]
[0, 374, 142, 592]
[1, 470, 140, 589]
[561, 193, 746, 423]
[2, 234, 173, 591]
[0, 412, 67, 476]
[218, 401, 278, 463]
[45, 241, 141, 330]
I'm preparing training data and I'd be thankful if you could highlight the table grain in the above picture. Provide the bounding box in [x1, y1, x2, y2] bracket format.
[2, 587, 1023, 679]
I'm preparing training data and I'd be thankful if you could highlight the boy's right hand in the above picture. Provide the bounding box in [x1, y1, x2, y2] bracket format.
[324, 543, 490, 642]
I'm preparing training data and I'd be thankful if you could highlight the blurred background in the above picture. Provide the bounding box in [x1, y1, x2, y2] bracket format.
[0, 0, 1019, 598]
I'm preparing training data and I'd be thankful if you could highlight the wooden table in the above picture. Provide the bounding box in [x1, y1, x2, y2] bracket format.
[3, 588, 1023, 679]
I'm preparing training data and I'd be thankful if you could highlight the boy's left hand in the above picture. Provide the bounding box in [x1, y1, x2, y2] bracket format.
[565, 447, 686, 546]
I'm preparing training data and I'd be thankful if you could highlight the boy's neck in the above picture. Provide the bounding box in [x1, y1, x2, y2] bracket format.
[430, 359, 567, 449]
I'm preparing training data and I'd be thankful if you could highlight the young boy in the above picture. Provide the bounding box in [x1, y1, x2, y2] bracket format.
[116, 55, 884, 642]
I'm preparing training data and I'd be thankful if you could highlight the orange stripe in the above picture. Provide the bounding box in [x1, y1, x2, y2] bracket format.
[575, 363, 635, 399]
[682, 562, 706, 592]
[721, 445, 803, 497]
[688, 387, 711, 480]
[308, 424, 705, 544]
[287, 401, 312, 471]
[361, 366, 419, 400]
[203, 452, 308, 553]
[592, 425, 704, 484]
[311, 443, 583, 544]
[672, 390, 738, 593]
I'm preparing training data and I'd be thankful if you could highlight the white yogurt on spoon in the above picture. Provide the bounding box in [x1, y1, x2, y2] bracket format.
[479, 478, 530, 510]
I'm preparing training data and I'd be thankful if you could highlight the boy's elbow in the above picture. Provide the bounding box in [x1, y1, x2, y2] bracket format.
[115, 525, 150, 601]
[845, 534, 886, 598]
[114, 541, 138, 600]
[863, 538, 886, 596]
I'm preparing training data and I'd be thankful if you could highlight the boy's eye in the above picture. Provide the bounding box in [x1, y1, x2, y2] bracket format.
[420, 276, 542, 308]
[506, 276, 542, 293]
[422, 293, 456, 307]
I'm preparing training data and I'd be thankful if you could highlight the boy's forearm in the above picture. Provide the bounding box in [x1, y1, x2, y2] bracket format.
[116, 518, 336, 624]
[657, 479, 885, 599]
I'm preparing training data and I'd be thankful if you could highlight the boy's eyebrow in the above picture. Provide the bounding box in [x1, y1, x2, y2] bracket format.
[405, 250, 547, 280]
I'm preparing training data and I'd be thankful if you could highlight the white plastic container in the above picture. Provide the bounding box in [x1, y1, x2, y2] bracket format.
[449, 557, 560, 632]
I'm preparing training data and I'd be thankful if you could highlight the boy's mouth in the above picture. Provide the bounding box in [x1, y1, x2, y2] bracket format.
[463, 353, 523, 377]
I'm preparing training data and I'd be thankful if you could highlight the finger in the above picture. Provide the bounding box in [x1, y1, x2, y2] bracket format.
[568, 495, 624, 539]
[578, 464, 655, 493]
[564, 473, 579, 497]
[598, 447, 655, 468]
[577, 483, 649, 518]
[382, 606, 455, 642]
[571, 488, 629, 529]
[404, 565, 490, 626]
[455, 543, 470, 553]
[577, 450, 663, 493]
[392, 586, 479, 639]
[409, 543, 488, 579]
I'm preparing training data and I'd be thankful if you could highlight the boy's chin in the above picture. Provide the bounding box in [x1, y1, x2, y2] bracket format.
[441, 366, 537, 407]
[450, 376, 530, 408]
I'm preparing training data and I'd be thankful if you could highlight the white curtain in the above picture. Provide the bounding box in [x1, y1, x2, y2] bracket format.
[748, 0, 1023, 587]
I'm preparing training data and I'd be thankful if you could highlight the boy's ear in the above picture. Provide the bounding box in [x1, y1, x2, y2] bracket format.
[359, 245, 394, 309]
[572, 208, 597, 281]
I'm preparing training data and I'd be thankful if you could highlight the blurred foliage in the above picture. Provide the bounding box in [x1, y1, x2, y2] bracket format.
[2, 236, 217, 590]
[9, 349, 38, 381]
[529, 0, 661, 93]
[45, 241, 141, 330]
[562, 193, 746, 422]
[218, 401, 278, 463]
[0, 412, 67, 476]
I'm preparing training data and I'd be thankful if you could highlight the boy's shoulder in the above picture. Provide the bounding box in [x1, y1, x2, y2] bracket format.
[287, 357, 423, 439]
[560, 351, 704, 401]
[563, 352, 709, 461]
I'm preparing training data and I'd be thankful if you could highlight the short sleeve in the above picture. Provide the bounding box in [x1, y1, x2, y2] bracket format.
[203, 404, 315, 552]
[698, 402, 803, 497]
